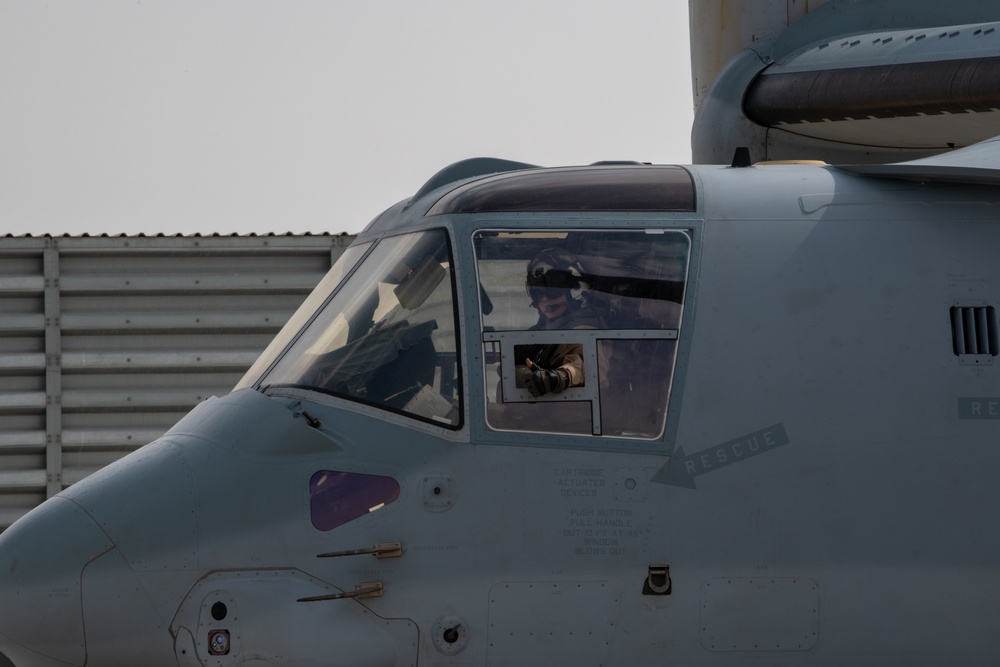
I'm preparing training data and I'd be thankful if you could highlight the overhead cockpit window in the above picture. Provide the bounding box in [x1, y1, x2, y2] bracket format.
[475, 230, 689, 439]
[260, 230, 462, 427]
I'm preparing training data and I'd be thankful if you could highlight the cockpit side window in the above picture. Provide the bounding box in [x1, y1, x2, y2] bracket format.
[475, 230, 688, 439]
[261, 230, 462, 428]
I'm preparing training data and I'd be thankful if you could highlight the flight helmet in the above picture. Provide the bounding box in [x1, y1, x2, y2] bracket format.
[525, 248, 588, 307]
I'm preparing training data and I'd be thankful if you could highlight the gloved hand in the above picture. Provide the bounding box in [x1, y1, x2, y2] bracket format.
[522, 358, 569, 397]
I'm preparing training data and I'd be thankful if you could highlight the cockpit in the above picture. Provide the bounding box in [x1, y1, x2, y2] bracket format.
[236, 163, 697, 446]
[249, 230, 462, 426]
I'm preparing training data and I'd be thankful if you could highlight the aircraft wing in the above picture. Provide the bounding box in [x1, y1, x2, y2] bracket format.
[837, 135, 1000, 185]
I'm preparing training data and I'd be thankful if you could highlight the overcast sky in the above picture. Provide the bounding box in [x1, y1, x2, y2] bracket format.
[0, 1, 693, 236]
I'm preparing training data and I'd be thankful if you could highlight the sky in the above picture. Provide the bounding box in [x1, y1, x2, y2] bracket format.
[0, 1, 693, 237]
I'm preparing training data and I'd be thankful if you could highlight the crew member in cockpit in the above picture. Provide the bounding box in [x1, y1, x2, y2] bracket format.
[516, 248, 606, 397]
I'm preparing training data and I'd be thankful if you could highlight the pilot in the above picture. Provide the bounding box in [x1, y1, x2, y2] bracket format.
[517, 248, 606, 397]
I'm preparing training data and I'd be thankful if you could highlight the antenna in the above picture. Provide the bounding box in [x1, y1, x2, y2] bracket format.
[730, 147, 752, 168]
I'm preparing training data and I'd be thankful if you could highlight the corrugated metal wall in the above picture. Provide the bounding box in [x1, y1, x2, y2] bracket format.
[0, 233, 353, 531]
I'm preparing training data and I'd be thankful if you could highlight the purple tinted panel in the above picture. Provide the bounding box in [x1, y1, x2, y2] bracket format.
[310, 470, 401, 532]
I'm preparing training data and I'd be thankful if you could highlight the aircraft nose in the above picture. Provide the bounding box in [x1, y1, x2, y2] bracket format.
[0, 497, 113, 667]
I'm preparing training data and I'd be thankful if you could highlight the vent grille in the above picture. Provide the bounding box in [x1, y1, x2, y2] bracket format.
[951, 306, 998, 356]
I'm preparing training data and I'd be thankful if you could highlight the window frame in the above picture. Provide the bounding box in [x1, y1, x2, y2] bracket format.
[259, 228, 466, 431]
[470, 225, 694, 448]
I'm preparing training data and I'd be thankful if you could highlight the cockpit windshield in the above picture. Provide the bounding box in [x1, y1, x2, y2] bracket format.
[235, 241, 372, 391]
[259, 230, 462, 427]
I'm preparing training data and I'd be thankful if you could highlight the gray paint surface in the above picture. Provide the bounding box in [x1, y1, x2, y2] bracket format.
[0, 158, 998, 665]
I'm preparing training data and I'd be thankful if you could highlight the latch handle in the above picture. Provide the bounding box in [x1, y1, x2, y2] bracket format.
[644, 565, 672, 595]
